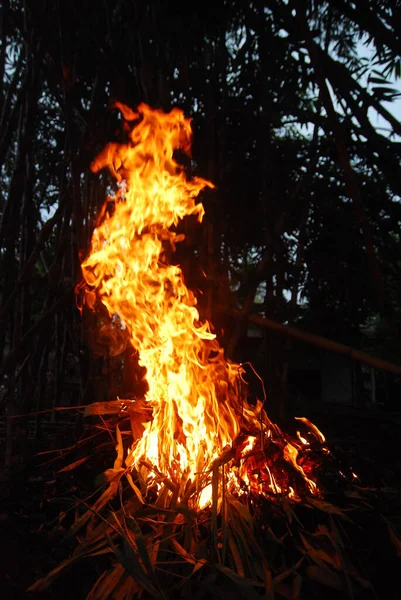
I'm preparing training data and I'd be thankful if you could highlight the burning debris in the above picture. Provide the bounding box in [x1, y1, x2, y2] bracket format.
[78, 102, 327, 507]
[29, 103, 400, 600]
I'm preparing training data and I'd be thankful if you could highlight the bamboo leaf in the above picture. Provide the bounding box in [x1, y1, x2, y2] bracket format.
[306, 498, 351, 520]
[330, 517, 370, 597]
[300, 532, 340, 570]
[126, 472, 146, 505]
[282, 500, 303, 527]
[275, 570, 293, 584]
[149, 539, 161, 569]
[262, 560, 273, 599]
[106, 531, 162, 598]
[114, 425, 124, 470]
[126, 516, 155, 576]
[226, 494, 253, 527]
[84, 400, 125, 416]
[387, 525, 401, 557]
[228, 532, 245, 577]
[113, 573, 140, 600]
[372, 86, 401, 100]
[27, 555, 83, 592]
[27, 534, 113, 592]
[86, 570, 109, 600]
[228, 511, 253, 560]
[275, 582, 292, 599]
[292, 573, 302, 600]
[154, 482, 174, 508]
[86, 563, 125, 600]
[171, 537, 207, 572]
[306, 565, 343, 591]
[57, 456, 90, 473]
[70, 478, 121, 537]
[214, 564, 265, 599]
[368, 75, 389, 85]
[212, 464, 219, 561]
[96, 467, 125, 487]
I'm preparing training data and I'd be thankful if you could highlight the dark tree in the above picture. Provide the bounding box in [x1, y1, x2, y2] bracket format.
[0, 0, 400, 462]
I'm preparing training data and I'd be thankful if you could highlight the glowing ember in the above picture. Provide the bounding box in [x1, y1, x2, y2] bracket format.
[80, 102, 327, 507]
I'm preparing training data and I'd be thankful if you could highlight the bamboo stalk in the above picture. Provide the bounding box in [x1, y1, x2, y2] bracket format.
[221, 306, 401, 376]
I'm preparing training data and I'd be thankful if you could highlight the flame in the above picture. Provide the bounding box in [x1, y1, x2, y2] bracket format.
[81, 103, 325, 507]
[295, 417, 326, 443]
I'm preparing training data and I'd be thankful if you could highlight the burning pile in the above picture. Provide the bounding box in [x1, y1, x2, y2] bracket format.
[31, 102, 401, 600]
[80, 102, 327, 509]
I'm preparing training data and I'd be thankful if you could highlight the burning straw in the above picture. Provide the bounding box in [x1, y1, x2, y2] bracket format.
[29, 103, 400, 599]
[77, 102, 326, 505]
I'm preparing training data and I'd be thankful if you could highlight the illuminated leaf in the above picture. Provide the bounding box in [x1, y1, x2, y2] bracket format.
[57, 456, 90, 473]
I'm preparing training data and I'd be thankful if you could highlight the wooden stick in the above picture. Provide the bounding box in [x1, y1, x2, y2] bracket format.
[221, 306, 401, 376]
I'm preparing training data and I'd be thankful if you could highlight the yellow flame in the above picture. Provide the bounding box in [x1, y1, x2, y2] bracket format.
[284, 442, 317, 494]
[297, 432, 309, 445]
[82, 103, 324, 505]
[295, 417, 326, 443]
[82, 104, 251, 486]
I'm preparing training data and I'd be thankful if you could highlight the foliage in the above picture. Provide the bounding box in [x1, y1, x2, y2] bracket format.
[0, 0, 400, 451]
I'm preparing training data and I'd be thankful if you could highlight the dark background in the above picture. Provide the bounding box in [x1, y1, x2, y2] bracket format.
[1, 2, 401, 599]
[0, 0, 400, 466]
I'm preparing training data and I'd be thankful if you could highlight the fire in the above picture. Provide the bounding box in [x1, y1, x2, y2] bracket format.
[80, 102, 326, 507]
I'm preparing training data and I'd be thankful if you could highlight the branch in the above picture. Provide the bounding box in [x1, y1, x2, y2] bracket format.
[321, 47, 401, 139]
[221, 307, 401, 377]
[294, 2, 399, 338]
[329, 0, 400, 62]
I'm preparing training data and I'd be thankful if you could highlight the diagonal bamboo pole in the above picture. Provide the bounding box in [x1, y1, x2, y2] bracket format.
[221, 306, 401, 376]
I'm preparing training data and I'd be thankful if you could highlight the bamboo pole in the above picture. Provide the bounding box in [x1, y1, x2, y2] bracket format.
[221, 306, 401, 376]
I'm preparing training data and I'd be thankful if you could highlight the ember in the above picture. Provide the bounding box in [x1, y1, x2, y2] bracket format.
[79, 102, 327, 508]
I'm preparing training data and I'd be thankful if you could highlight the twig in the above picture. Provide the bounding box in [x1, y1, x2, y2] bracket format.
[2, 404, 88, 420]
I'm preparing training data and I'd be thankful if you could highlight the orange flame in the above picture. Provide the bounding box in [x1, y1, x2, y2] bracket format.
[81, 103, 325, 506]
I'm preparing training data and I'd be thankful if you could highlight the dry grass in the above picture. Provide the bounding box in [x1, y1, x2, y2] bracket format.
[27, 403, 401, 599]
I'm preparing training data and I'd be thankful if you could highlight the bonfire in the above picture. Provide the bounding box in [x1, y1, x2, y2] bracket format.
[83, 102, 327, 503]
[30, 103, 399, 599]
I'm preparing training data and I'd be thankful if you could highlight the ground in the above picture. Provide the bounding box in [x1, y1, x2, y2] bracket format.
[1, 403, 401, 599]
